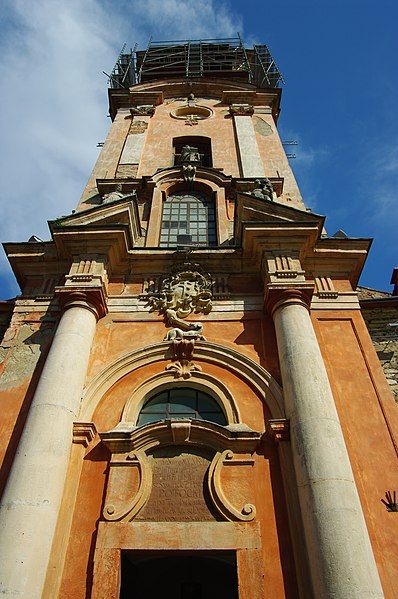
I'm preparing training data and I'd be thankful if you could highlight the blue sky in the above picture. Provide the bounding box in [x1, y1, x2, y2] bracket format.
[0, 0, 397, 298]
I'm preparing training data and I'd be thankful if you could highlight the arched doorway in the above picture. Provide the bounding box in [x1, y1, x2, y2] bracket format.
[120, 551, 238, 599]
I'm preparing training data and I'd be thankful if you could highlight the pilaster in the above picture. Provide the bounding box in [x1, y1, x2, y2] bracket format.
[230, 103, 266, 178]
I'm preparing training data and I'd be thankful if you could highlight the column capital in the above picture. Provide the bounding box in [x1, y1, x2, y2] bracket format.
[55, 286, 108, 320]
[265, 285, 314, 318]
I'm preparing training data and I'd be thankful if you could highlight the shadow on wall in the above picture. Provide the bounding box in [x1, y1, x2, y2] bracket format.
[0, 319, 55, 497]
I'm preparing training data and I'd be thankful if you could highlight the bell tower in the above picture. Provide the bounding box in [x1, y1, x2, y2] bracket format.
[1, 37, 397, 599]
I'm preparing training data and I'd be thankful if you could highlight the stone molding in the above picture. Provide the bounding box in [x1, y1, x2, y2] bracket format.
[91, 521, 263, 599]
[100, 420, 261, 523]
[100, 419, 260, 457]
[229, 103, 254, 116]
[208, 449, 256, 521]
[121, 370, 240, 425]
[264, 251, 306, 285]
[80, 341, 285, 421]
[55, 255, 109, 319]
[263, 250, 314, 316]
[72, 422, 97, 447]
[265, 286, 314, 318]
[264, 418, 290, 442]
[129, 104, 155, 117]
[314, 275, 338, 299]
[55, 287, 108, 321]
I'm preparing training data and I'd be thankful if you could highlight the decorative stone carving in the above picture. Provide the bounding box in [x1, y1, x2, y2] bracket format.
[147, 262, 212, 376]
[251, 178, 274, 201]
[264, 251, 306, 284]
[315, 276, 338, 299]
[164, 323, 205, 378]
[102, 184, 136, 204]
[130, 104, 155, 116]
[147, 262, 213, 322]
[179, 144, 201, 185]
[229, 103, 254, 116]
[185, 114, 199, 126]
[100, 420, 261, 523]
[208, 450, 256, 521]
[165, 360, 202, 378]
[264, 252, 314, 316]
[128, 120, 148, 134]
[103, 450, 152, 522]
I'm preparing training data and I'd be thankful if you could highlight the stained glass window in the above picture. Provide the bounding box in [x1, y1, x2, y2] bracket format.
[160, 192, 216, 247]
[137, 388, 227, 426]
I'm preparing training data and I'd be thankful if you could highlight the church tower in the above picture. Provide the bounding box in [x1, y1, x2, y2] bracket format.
[1, 37, 397, 598]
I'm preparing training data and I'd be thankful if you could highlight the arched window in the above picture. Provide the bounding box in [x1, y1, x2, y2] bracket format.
[137, 388, 227, 426]
[160, 192, 216, 247]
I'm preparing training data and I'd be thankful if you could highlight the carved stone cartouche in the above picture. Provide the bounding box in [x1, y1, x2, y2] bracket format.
[147, 262, 213, 376]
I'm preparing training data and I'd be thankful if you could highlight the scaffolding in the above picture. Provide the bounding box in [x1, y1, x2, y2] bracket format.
[105, 43, 136, 89]
[107, 36, 283, 90]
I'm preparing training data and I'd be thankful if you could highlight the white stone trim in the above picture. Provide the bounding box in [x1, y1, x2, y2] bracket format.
[80, 341, 285, 421]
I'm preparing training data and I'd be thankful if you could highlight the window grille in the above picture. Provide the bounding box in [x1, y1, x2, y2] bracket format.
[160, 192, 216, 247]
[137, 388, 227, 426]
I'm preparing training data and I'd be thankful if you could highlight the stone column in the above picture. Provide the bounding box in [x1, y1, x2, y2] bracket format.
[268, 288, 384, 598]
[0, 290, 105, 598]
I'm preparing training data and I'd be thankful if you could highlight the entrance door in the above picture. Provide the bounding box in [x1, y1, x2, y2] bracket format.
[120, 551, 239, 599]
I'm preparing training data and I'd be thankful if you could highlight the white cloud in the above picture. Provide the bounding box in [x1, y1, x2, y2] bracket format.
[358, 141, 398, 226]
[0, 0, 243, 298]
[133, 0, 242, 39]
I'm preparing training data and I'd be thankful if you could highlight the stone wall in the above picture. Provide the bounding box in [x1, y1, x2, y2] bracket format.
[358, 288, 398, 403]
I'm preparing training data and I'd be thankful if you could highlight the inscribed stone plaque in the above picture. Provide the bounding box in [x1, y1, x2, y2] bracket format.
[136, 446, 219, 521]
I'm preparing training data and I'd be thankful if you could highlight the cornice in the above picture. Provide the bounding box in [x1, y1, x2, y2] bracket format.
[108, 79, 281, 120]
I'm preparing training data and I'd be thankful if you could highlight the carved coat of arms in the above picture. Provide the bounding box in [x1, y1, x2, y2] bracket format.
[146, 262, 213, 378]
[147, 262, 212, 323]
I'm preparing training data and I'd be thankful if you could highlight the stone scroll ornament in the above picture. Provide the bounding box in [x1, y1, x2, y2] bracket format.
[147, 262, 213, 378]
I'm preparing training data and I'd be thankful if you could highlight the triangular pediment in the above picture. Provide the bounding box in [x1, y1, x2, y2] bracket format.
[237, 191, 324, 224]
[235, 191, 325, 243]
[49, 195, 142, 244]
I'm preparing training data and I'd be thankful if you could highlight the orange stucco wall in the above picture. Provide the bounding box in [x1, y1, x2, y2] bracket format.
[313, 310, 398, 597]
[1, 300, 398, 597]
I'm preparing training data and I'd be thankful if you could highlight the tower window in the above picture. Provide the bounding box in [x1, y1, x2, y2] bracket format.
[137, 388, 227, 426]
[160, 192, 217, 247]
[173, 137, 212, 167]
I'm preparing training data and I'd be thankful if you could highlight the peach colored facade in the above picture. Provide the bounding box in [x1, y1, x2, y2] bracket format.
[0, 40, 397, 599]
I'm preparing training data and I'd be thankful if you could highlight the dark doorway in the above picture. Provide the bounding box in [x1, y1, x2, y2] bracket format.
[120, 551, 239, 599]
